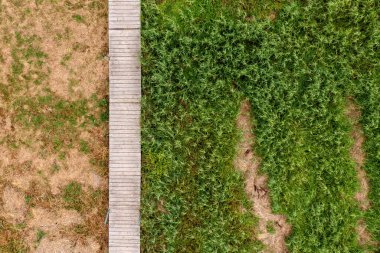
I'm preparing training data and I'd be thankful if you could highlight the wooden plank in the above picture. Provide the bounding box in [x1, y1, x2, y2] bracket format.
[109, 23, 140, 29]
[107, 131, 140, 135]
[109, 23, 140, 27]
[109, 0, 141, 251]
[109, 93, 141, 97]
[109, 165, 141, 169]
[109, 112, 140, 120]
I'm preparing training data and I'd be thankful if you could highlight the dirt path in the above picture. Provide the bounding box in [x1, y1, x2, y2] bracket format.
[234, 100, 291, 253]
[345, 98, 373, 246]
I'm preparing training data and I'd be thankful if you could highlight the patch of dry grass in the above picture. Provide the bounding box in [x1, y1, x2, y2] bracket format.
[0, 0, 108, 251]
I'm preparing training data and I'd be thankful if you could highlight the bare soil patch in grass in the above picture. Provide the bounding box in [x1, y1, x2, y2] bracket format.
[234, 100, 291, 253]
[345, 98, 373, 246]
[34, 237, 100, 253]
[1, 186, 27, 224]
[49, 149, 105, 195]
[346, 99, 370, 210]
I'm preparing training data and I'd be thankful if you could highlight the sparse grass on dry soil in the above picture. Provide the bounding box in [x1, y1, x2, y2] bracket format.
[0, 0, 109, 252]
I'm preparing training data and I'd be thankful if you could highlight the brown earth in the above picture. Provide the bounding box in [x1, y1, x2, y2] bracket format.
[346, 99, 370, 210]
[345, 98, 373, 246]
[234, 100, 291, 253]
[34, 237, 100, 253]
[2, 186, 27, 224]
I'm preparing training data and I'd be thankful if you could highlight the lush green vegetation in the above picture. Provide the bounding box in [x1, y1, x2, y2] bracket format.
[355, 49, 380, 246]
[142, 0, 380, 252]
[141, 4, 262, 252]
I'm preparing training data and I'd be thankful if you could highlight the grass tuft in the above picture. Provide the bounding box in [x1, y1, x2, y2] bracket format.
[35, 229, 46, 244]
[63, 181, 83, 212]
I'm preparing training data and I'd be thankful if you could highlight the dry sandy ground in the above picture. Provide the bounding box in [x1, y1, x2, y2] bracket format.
[0, 0, 109, 252]
[234, 100, 291, 253]
[345, 99, 374, 247]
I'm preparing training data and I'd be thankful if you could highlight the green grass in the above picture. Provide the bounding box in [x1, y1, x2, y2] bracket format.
[342, 1, 380, 243]
[35, 229, 46, 244]
[0, 218, 28, 253]
[72, 14, 85, 23]
[2, 32, 48, 100]
[356, 70, 380, 245]
[24, 195, 32, 205]
[62, 181, 84, 212]
[80, 140, 90, 154]
[142, 0, 380, 252]
[141, 2, 264, 252]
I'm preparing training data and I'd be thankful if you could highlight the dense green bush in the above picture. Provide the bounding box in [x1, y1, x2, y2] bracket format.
[142, 0, 380, 252]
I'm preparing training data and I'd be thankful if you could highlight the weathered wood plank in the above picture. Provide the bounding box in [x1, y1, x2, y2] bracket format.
[109, 0, 141, 251]
[109, 24, 140, 30]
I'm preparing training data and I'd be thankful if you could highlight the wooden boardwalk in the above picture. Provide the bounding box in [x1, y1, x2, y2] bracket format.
[108, 0, 141, 252]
